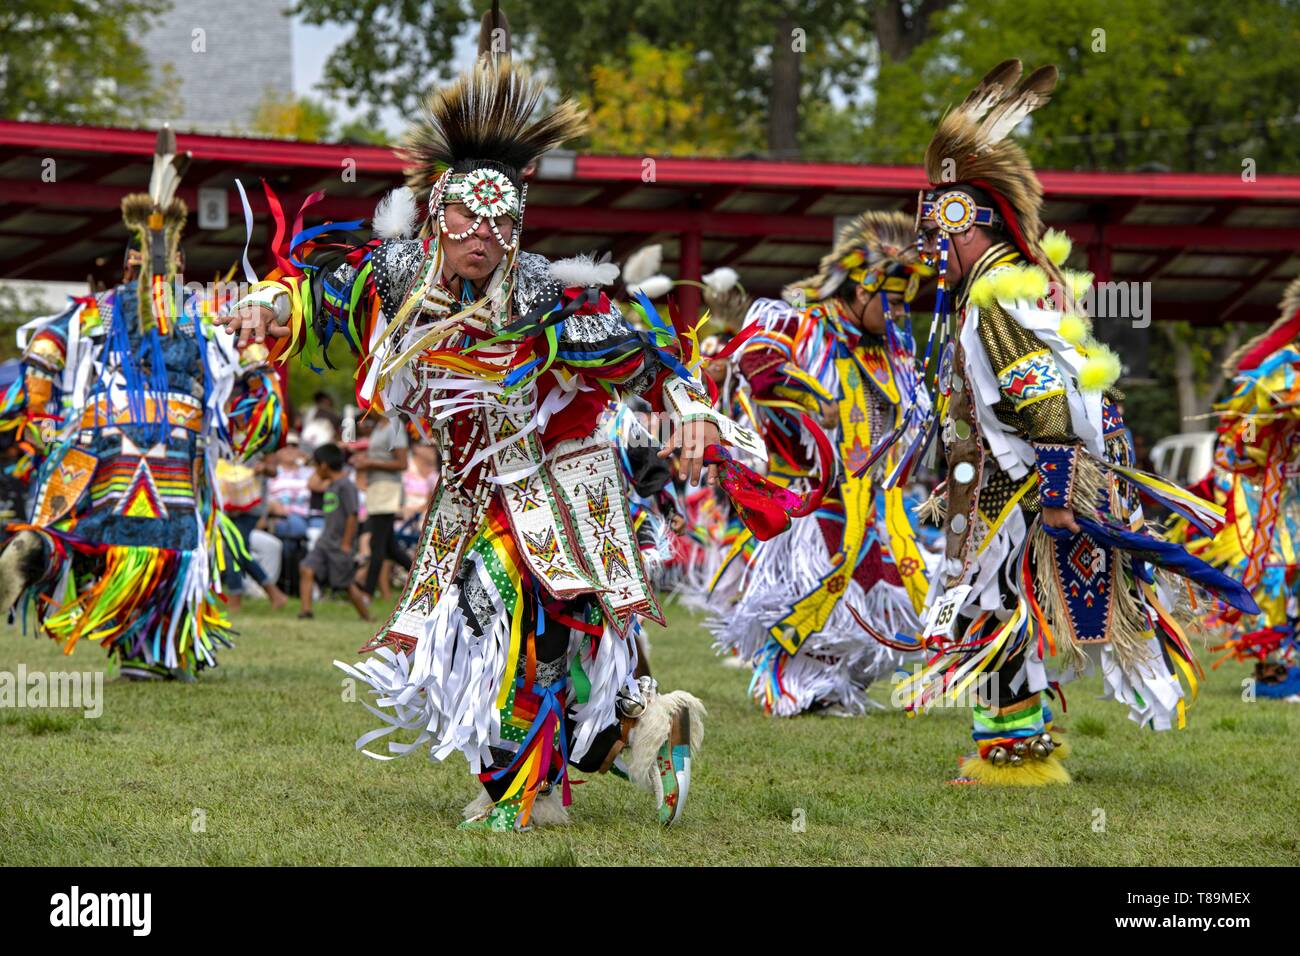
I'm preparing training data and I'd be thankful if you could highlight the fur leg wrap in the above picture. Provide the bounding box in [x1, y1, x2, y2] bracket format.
[462, 787, 494, 821]
[461, 784, 570, 828]
[0, 530, 46, 615]
[625, 690, 706, 804]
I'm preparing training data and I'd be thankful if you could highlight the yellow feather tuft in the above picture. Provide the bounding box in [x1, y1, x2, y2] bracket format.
[969, 274, 997, 307]
[1067, 270, 1095, 301]
[958, 752, 1071, 786]
[1020, 265, 1050, 300]
[989, 265, 1025, 303]
[1058, 313, 1091, 346]
[1079, 344, 1122, 390]
[979, 264, 1052, 307]
[1041, 228, 1072, 266]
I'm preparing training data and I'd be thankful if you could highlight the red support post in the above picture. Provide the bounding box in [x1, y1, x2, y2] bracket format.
[678, 227, 702, 323]
[1087, 233, 1112, 285]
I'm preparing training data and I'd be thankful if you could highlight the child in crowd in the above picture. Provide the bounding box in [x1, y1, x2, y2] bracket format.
[298, 443, 371, 621]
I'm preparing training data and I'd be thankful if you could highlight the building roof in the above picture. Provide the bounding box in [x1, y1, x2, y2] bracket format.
[2, 118, 1298, 324]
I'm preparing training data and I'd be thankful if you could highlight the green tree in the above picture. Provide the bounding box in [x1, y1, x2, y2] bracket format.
[584, 39, 753, 156]
[285, 363, 357, 421]
[0, 285, 53, 362]
[0, 0, 176, 124]
[291, 0, 887, 157]
[290, 0, 476, 120]
[510, 0, 877, 157]
[866, 0, 1300, 171]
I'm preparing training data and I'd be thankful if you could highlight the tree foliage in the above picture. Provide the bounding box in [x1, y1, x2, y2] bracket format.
[866, 0, 1300, 172]
[290, 0, 476, 124]
[291, 0, 877, 154]
[0, 0, 176, 124]
[584, 40, 753, 156]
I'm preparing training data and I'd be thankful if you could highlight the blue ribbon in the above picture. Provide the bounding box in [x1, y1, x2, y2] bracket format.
[289, 219, 366, 270]
[488, 675, 570, 790]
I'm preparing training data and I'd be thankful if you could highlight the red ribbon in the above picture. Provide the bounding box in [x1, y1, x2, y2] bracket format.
[704, 412, 833, 541]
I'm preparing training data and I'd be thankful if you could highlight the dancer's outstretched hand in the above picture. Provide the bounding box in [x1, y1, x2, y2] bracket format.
[218, 304, 289, 347]
[660, 419, 721, 487]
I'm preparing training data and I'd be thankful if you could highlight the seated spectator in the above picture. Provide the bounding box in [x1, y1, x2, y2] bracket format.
[266, 441, 313, 539]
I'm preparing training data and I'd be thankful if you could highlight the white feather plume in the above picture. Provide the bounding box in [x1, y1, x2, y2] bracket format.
[373, 187, 419, 240]
[627, 274, 673, 299]
[702, 267, 739, 294]
[622, 244, 663, 286]
[550, 254, 620, 288]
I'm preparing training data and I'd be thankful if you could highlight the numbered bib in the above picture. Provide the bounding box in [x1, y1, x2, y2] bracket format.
[922, 584, 972, 641]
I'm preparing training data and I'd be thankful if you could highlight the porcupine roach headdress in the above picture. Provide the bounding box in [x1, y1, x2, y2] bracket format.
[119, 125, 191, 334]
[919, 59, 1062, 281]
[784, 209, 929, 306]
[397, 8, 588, 248]
[921, 60, 1125, 392]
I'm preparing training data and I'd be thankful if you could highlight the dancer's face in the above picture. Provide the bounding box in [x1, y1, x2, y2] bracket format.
[857, 284, 894, 336]
[918, 219, 991, 288]
[441, 202, 514, 285]
[841, 284, 893, 336]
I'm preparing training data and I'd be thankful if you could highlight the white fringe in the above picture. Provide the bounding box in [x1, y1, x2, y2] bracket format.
[708, 511, 920, 715]
[567, 620, 638, 761]
[1093, 642, 1184, 731]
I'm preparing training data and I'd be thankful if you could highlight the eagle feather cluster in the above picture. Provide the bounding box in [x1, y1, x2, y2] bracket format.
[924, 59, 1057, 252]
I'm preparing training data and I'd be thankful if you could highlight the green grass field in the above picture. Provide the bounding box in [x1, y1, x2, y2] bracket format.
[1, 598, 1297, 866]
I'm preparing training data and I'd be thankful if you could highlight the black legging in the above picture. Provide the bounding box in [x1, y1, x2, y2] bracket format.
[362, 512, 412, 595]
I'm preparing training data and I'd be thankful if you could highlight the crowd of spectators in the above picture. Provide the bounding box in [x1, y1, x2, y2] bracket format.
[218, 390, 440, 619]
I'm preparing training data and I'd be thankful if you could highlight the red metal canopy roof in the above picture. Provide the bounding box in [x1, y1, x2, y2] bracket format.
[1, 118, 1298, 325]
